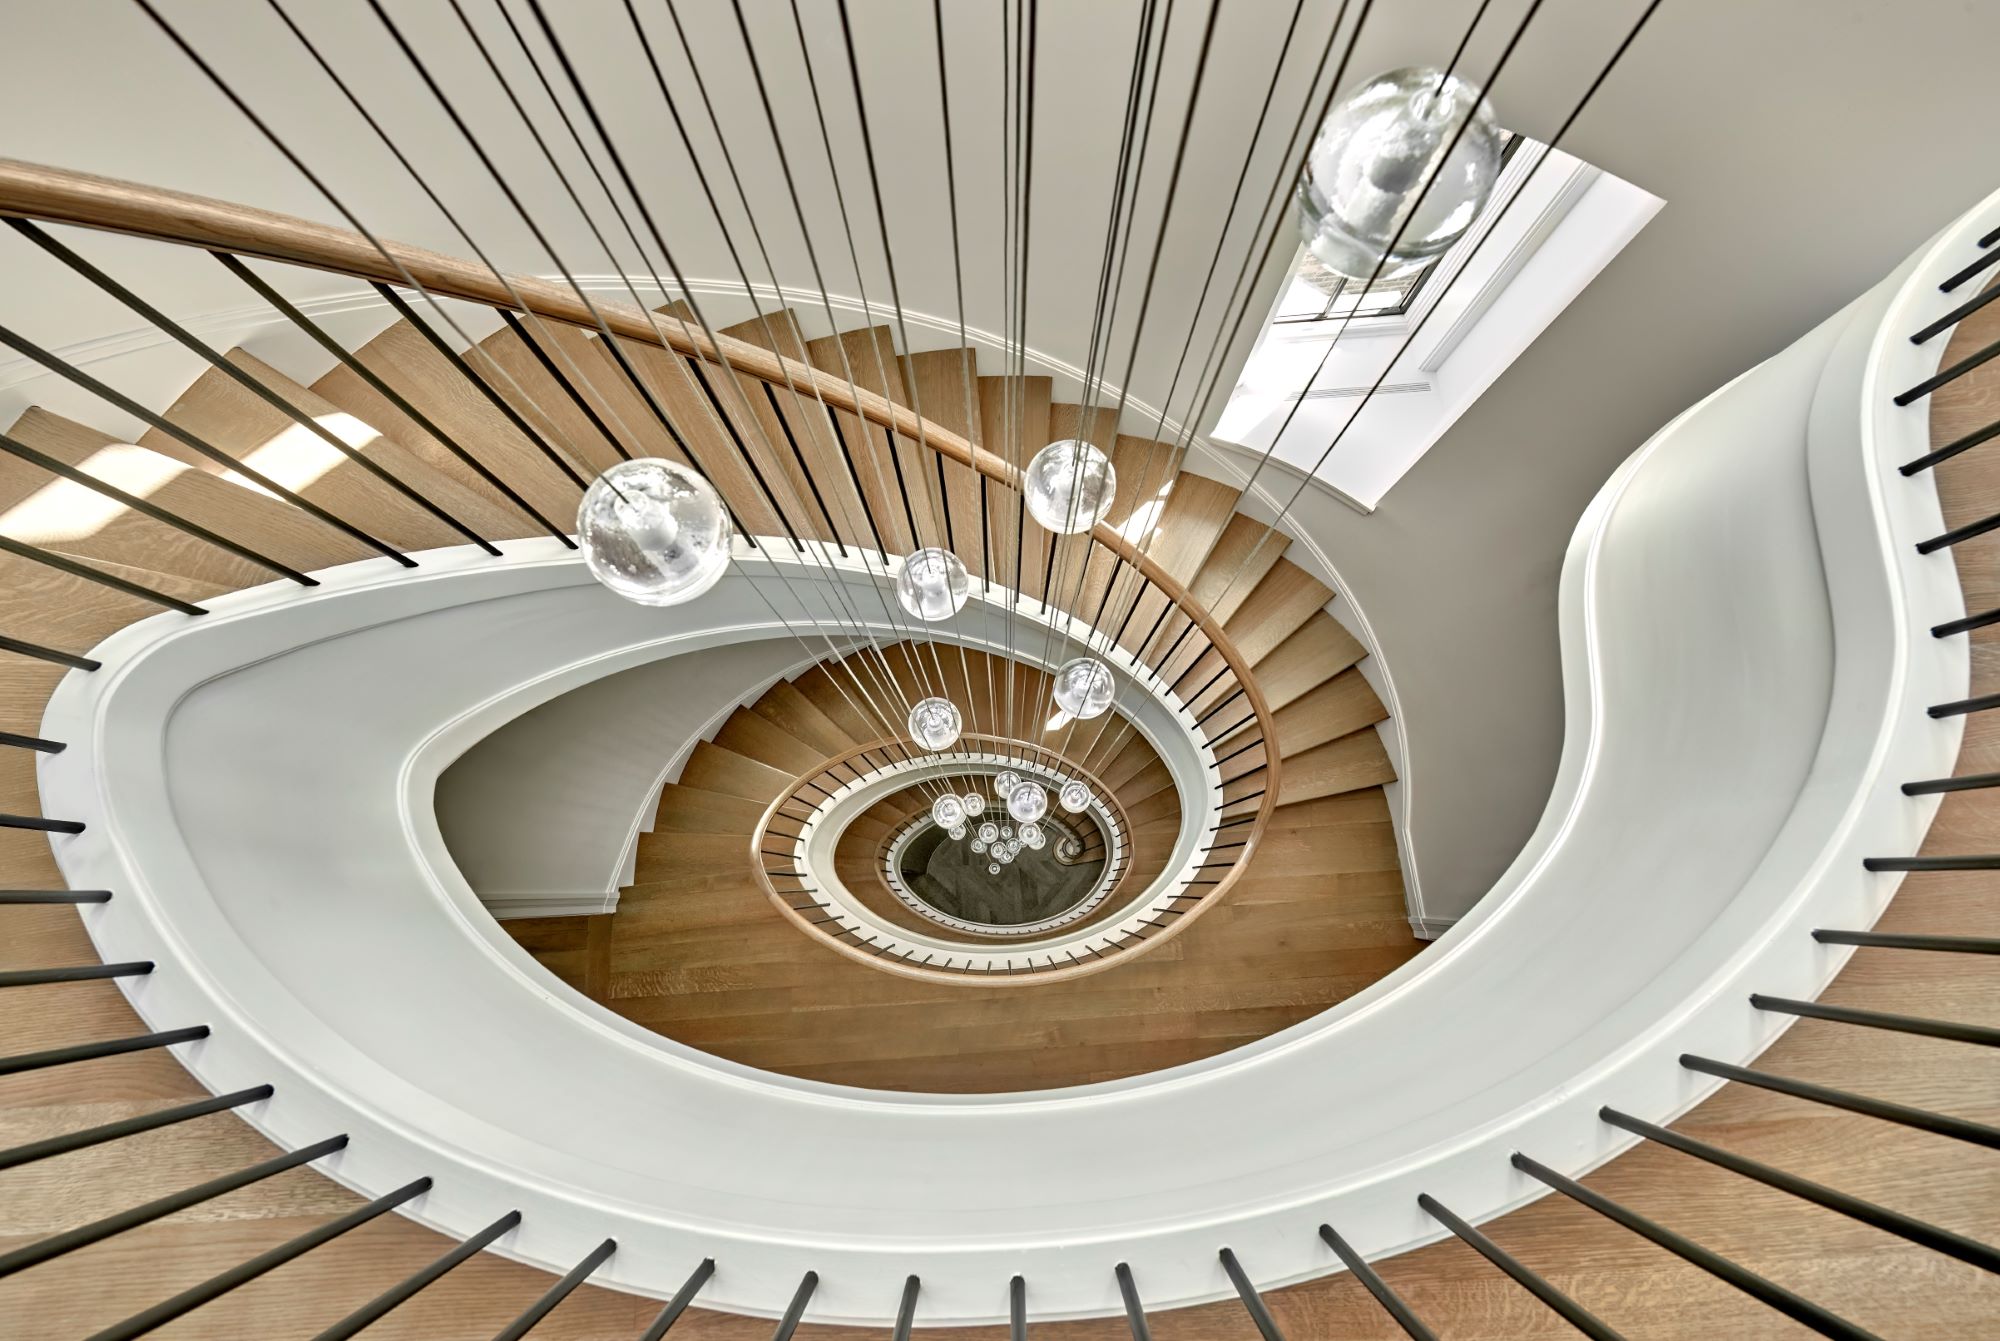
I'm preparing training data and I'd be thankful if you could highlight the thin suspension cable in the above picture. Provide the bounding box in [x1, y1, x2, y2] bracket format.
[1171, 0, 1590, 645]
[718, 0, 955, 748]
[1021, 0, 1166, 749]
[215, 0, 600, 513]
[1037, 0, 1225, 742]
[524, 0, 948, 789]
[1076, 0, 1373, 782]
[610, 0, 948, 777]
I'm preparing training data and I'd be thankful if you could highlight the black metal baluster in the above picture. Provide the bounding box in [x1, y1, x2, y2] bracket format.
[771, 1270, 818, 1341]
[89, 1177, 431, 1341]
[1812, 929, 2000, 954]
[0, 1025, 208, 1077]
[1750, 993, 2000, 1047]
[1902, 770, 2000, 794]
[1911, 280, 2000, 345]
[891, 1274, 921, 1341]
[1217, 1247, 1286, 1340]
[0, 961, 152, 988]
[1316, 1223, 1435, 1340]
[1930, 605, 2000, 636]
[0, 430, 317, 584]
[493, 1237, 617, 1340]
[1899, 417, 2000, 475]
[0, 729, 63, 753]
[1893, 336, 2000, 405]
[1683, 1053, 2000, 1148]
[1863, 851, 2000, 869]
[1114, 1262, 1152, 1339]
[1599, 1108, 2000, 1274]
[0, 1085, 271, 1173]
[1916, 509, 2000, 554]
[0, 1134, 348, 1277]
[1512, 1153, 1884, 1341]
[0, 812, 83, 835]
[636, 1257, 716, 1340]
[0, 888, 111, 904]
[1418, 1193, 1626, 1338]
[0, 634, 100, 670]
[1010, 1274, 1027, 1341]
[1939, 245, 2000, 294]
[0, 536, 204, 616]
[312, 1210, 521, 1340]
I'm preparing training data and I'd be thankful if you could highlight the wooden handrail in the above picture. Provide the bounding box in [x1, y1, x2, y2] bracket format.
[0, 158, 1280, 918]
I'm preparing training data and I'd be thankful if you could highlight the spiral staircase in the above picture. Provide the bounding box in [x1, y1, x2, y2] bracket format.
[0, 150, 1995, 1339]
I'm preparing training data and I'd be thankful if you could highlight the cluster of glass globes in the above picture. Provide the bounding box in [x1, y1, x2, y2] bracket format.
[578, 458, 732, 606]
[1296, 66, 1503, 281]
[932, 771, 1089, 876]
[1052, 655, 1115, 720]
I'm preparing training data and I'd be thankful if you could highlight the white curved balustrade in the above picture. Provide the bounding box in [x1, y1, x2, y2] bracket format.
[34, 188, 1989, 1326]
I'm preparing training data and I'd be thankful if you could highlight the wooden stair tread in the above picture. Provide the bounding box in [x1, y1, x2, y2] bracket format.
[313, 321, 585, 535]
[144, 348, 495, 552]
[674, 741, 797, 804]
[904, 347, 989, 578]
[1253, 612, 1368, 712]
[645, 784, 771, 837]
[1226, 557, 1334, 666]
[750, 677, 856, 756]
[1223, 666, 1387, 761]
[711, 706, 824, 778]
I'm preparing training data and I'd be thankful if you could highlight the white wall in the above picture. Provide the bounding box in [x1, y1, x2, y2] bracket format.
[434, 637, 809, 918]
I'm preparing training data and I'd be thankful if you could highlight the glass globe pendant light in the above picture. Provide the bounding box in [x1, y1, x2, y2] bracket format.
[1007, 781, 1049, 824]
[1058, 778, 1091, 814]
[977, 821, 1000, 845]
[988, 863, 1002, 875]
[1053, 656, 1115, 720]
[972, 839, 988, 854]
[948, 824, 967, 841]
[932, 793, 966, 829]
[1024, 439, 1116, 534]
[992, 771, 1022, 798]
[577, 458, 731, 606]
[895, 547, 970, 622]
[1296, 66, 1503, 281]
[962, 791, 986, 818]
[1022, 825, 1046, 851]
[908, 697, 962, 751]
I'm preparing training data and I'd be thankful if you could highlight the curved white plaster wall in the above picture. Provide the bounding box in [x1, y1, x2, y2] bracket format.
[33, 190, 1987, 1326]
[435, 638, 827, 919]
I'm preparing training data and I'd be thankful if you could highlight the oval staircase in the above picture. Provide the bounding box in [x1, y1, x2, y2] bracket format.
[0, 162, 1994, 1337]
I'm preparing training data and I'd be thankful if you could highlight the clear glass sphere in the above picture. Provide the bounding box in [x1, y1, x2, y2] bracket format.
[977, 822, 1000, 845]
[1296, 66, 1503, 281]
[577, 458, 732, 606]
[948, 824, 967, 841]
[1018, 821, 1041, 844]
[932, 794, 965, 829]
[1007, 781, 1048, 824]
[993, 771, 1022, 798]
[1000, 824, 1015, 841]
[995, 845, 1016, 865]
[1052, 656, 1115, 719]
[988, 863, 1002, 875]
[1025, 439, 1116, 535]
[1059, 779, 1091, 813]
[895, 547, 970, 622]
[962, 791, 986, 817]
[1023, 826, 1046, 851]
[908, 697, 962, 751]
[971, 838, 987, 854]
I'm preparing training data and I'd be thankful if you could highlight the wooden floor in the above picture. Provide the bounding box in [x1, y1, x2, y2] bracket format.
[0, 289, 1995, 1336]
